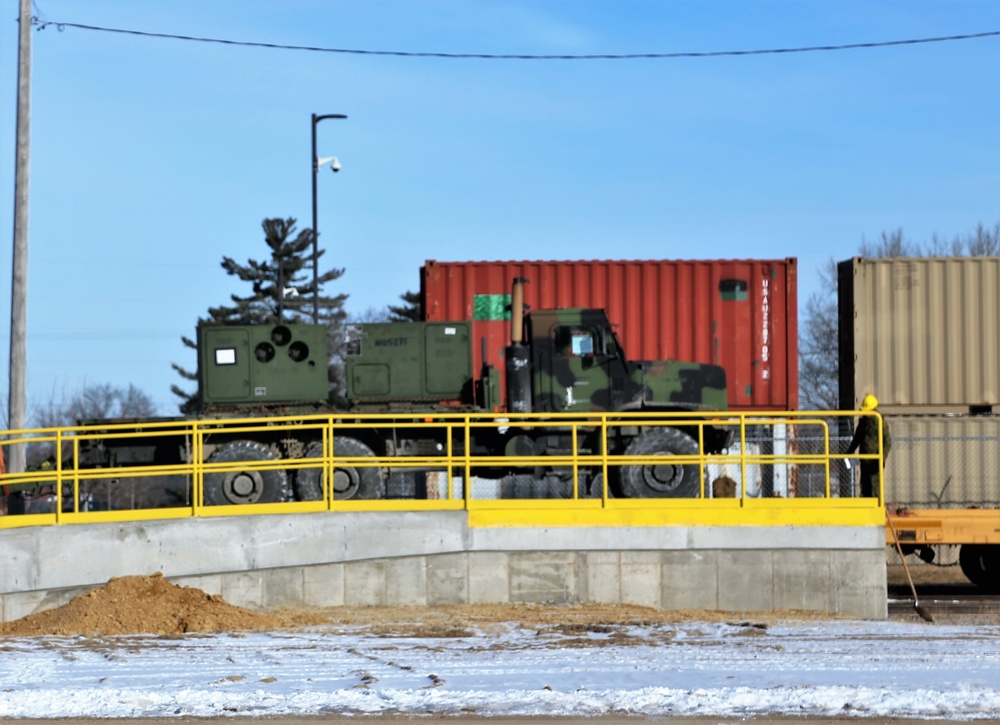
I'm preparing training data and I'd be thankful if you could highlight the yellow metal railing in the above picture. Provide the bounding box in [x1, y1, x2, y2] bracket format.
[0, 410, 887, 529]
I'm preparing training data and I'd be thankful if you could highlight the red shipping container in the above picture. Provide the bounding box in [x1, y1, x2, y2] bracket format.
[421, 258, 798, 411]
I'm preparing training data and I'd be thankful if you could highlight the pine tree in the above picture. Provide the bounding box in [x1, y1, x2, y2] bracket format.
[171, 218, 348, 412]
[387, 290, 422, 322]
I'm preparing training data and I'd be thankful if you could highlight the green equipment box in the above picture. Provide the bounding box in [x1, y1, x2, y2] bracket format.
[199, 324, 330, 405]
[346, 322, 472, 403]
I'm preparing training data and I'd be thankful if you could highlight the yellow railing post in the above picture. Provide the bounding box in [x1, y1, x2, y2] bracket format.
[329, 417, 336, 509]
[462, 416, 471, 504]
[697, 421, 706, 498]
[739, 414, 747, 505]
[54, 429, 64, 523]
[70, 431, 80, 515]
[571, 423, 578, 499]
[823, 418, 832, 499]
[600, 414, 609, 506]
[192, 422, 203, 515]
[877, 411, 885, 507]
[323, 418, 331, 509]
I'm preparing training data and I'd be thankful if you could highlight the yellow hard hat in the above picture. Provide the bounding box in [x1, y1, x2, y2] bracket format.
[861, 394, 879, 411]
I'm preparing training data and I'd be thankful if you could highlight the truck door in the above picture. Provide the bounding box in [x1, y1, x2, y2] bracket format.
[545, 323, 614, 412]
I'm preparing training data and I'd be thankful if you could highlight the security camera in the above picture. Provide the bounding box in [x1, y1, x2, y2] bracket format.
[317, 155, 342, 173]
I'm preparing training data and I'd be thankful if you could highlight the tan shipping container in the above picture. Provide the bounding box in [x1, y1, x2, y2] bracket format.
[882, 414, 1000, 508]
[838, 257, 1000, 413]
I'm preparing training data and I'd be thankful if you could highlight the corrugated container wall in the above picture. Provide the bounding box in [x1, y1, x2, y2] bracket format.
[883, 414, 1000, 508]
[838, 257, 1000, 413]
[421, 259, 798, 411]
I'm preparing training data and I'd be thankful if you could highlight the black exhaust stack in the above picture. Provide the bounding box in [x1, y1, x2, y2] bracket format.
[506, 277, 531, 413]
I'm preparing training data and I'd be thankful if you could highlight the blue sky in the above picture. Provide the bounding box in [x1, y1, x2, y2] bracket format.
[3, 1, 999, 416]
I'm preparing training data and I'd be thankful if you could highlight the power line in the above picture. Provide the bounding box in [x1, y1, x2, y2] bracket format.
[32, 20, 1000, 60]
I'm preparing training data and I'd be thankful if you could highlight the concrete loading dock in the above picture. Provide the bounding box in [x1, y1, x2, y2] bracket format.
[1, 510, 887, 622]
[1, 410, 888, 621]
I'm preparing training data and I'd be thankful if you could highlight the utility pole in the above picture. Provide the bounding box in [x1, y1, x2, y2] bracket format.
[8, 0, 32, 473]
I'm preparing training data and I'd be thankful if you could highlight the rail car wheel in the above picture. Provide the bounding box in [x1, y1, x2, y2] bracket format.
[204, 440, 287, 506]
[295, 438, 384, 501]
[959, 544, 1000, 592]
[618, 427, 700, 498]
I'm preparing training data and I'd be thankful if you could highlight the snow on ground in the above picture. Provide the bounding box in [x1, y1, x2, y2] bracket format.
[2, 618, 1000, 720]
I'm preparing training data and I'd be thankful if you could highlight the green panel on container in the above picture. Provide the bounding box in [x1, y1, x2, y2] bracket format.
[357, 323, 423, 398]
[425, 323, 471, 395]
[245, 325, 329, 402]
[351, 364, 390, 396]
[473, 294, 511, 321]
[346, 321, 471, 401]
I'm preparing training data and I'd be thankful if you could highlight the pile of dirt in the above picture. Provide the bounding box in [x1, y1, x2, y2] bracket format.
[0, 573, 834, 639]
[0, 573, 294, 637]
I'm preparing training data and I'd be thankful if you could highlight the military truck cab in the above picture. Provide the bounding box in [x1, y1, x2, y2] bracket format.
[521, 308, 728, 417]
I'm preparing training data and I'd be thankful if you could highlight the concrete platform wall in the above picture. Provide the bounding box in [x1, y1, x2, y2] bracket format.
[0, 511, 888, 621]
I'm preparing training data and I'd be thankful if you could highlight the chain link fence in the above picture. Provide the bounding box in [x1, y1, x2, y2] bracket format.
[882, 415, 999, 508]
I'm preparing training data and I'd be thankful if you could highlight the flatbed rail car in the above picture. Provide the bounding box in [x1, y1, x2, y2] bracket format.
[886, 508, 1000, 590]
[879, 413, 1000, 590]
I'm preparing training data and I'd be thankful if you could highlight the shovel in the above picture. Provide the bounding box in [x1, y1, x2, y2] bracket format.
[886, 510, 934, 623]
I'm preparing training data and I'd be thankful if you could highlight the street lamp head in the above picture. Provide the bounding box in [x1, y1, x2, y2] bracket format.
[317, 155, 341, 173]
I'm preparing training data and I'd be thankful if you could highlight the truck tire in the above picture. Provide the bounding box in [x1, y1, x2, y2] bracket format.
[618, 427, 701, 498]
[204, 440, 288, 506]
[293, 442, 325, 501]
[959, 544, 1000, 592]
[296, 438, 384, 501]
[586, 471, 612, 498]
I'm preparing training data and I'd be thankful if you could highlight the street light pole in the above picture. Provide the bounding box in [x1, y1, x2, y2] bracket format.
[310, 113, 347, 325]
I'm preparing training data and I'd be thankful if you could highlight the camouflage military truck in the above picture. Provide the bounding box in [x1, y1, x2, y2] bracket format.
[73, 279, 731, 506]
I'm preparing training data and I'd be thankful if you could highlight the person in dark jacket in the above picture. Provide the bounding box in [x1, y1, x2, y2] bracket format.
[847, 394, 891, 498]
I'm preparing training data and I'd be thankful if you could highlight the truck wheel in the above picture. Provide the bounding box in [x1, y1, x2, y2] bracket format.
[293, 442, 325, 501]
[296, 438, 384, 501]
[619, 427, 700, 498]
[585, 471, 612, 498]
[204, 441, 288, 506]
[959, 545, 1000, 592]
